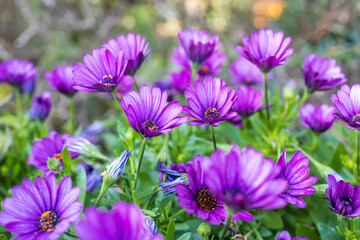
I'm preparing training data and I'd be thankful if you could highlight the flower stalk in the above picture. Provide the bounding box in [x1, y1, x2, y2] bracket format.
[134, 138, 148, 189]
[68, 96, 75, 134]
[263, 72, 271, 130]
[131, 75, 139, 92]
[211, 125, 217, 150]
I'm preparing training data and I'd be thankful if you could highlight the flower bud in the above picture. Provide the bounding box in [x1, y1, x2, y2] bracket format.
[197, 222, 211, 237]
[103, 150, 132, 187]
[47, 157, 61, 172]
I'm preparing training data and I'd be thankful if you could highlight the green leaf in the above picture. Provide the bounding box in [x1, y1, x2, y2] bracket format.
[62, 147, 72, 176]
[176, 232, 191, 240]
[76, 166, 87, 206]
[156, 199, 168, 220]
[262, 211, 283, 230]
[165, 219, 175, 240]
[330, 143, 348, 169]
[0, 83, 13, 108]
[175, 223, 190, 231]
[0, 234, 8, 240]
[317, 223, 343, 240]
[296, 224, 320, 240]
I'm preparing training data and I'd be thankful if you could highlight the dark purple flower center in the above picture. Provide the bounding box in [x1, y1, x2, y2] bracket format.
[142, 120, 159, 131]
[196, 188, 218, 212]
[38, 210, 59, 232]
[352, 114, 360, 124]
[100, 75, 113, 86]
[53, 153, 63, 161]
[199, 65, 210, 74]
[204, 107, 220, 121]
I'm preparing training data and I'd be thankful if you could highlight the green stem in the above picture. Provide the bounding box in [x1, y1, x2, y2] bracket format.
[95, 183, 107, 207]
[14, 87, 23, 120]
[169, 208, 187, 219]
[211, 125, 217, 150]
[249, 222, 263, 240]
[312, 133, 319, 152]
[220, 214, 232, 240]
[134, 138, 148, 189]
[64, 231, 78, 238]
[68, 97, 75, 134]
[191, 62, 200, 82]
[146, 187, 161, 209]
[131, 75, 140, 92]
[350, 218, 355, 232]
[263, 72, 271, 131]
[356, 130, 360, 174]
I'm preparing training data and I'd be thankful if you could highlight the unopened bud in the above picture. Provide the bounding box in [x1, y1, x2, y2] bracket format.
[47, 157, 61, 172]
[197, 222, 211, 237]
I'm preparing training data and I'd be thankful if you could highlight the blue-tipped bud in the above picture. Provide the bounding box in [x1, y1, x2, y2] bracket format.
[65, 136, 110, 161]
[143, 217, 158, 235]
[107, 150, 132, 179]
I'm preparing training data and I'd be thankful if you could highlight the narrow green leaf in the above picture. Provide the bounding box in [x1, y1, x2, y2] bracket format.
[76, 166, 87, 206]
[62, 147, 72, 176]
[165, 219, 175, 240]
[176, 232, 191, 240]
[132, 190, 140, 206]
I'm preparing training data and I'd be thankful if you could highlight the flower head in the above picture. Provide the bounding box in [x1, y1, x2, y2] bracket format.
[277, 230, 309, 240]
[102, 33, 151, 75]
[28, 130, 78, 177]
[28, 91, 52, 120]
[175, 155, 227, 225]
[44, 65, 77, 96]
[326, 174, 360, 217]
[0, 175, 82, 240]
[80, 121, 104, 144]
[0, 59, 38, 92]
[236, 29, 293, 73]
[302, 53, 347, 92]
[170, 70, 192, 94]
[178, 29, 220, 64]
[143, 217, 158, 235]
[206, 145, 287, 222]
[120, 85, 188, 139]
[107, 150, 132, 180]
[75, 201, 163, 240]
[331, 84, 360, 130]
[231, 85, 263, 118]
[73, 48, 126, 92]
[299, 103, 335, 133]
[183, 76, 238, 126]
[159, 163, 185, 195]
[229, 57, 266, 85]
[275, 149, 319, 208]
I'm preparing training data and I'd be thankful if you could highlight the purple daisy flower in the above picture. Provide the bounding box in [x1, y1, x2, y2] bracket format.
[78, 162, 102, 192]
[0, 59, 38, 92]
[206, 145, 287, 222]
[28, 92, 52, 120]
[275, 149, 319, 208]
[75, 201, 163, 240]
[28, 130, 78, 177]
[44, 65, 77, 96]
[326, 174, 360, 217]
[73, 48, 126, 92]
[277, 230, 309, 240]
[175, 154, 227, 225]
[229, 57, 265, 85]
[169, 70, 192, 94]
[159, 162, 185, 195]
[120, 85, 188, 139]
[0, 175, 82, 240]
[231, 85, 263, 118]
[177, 29, 220, 64]
[183, 76, 238, 126]
[102, 33, 151, 75]
[299, 103, 335, 133]
[331, 84, 360, 130]
[302, 53, 347, 92]
[236, 29, 293, 73]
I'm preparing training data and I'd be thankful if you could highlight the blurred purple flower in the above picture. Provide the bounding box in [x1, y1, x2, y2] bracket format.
[80, 121, 104, 144]
[275, 149, 318, 208]
[28, 91, 52, 120]
[73, 48, 126, 92]
[277, 230, 309, 240]
[28, 130, 78, 177]
[231, 85, 263, 118]
[143, 217, 158, 236]
[120, 85, 188, 139]
[79, 162, 102, 192]
[331, 84, 360, 130]
[102, 33, 151, 75]
[236, 29, 293, 73]
[302, 53, 347, 92]
[170, 70, 192, 94]
[206, 145, 287, 222]
[227, 115, 243, 128]
[175, 154, 227, 225]
[183, 76, 238, 126]
[178, 29, 220, 64]
[299, 103, 335, 133]
[75, 201, 163, 240]
[229, 57, 266, 85]
[0, 59, 38, 92]
[44, 65, 77, 96]
[0, 175, 82, 240]
[326, 174, 360, 217]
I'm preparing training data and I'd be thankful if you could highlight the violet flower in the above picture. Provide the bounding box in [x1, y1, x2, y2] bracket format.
[302, 53, 347, 92]
[78, 162, 102, 192]
[159, 163, 185, 195]
[0, 175, 82, 240]
[326, 174, 360, 217]
[44, 65, 77, 96]
[73, 48, 126, 92]
[183, 76, 238, 126]
[275, 149, 319, 208]
[277, 230, 309, 240]
[231, 85, 263, 118]
[236, 29, 293, 73]
[169, 70, 192, 94]
[229, 57, 265, 85]
[102, 33, 151, 75]
[206, 145, 287, 221]
[331, 84, 360, 130]
[299, 103, 335, 133]
[120, 85, 188, 139]
[28, 91, 52, 120]
[75, 201, 163, 240]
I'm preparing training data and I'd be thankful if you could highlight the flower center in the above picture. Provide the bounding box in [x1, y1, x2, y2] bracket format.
[204, 107, 220, 120]
[53, 153, 63, 161]
[200, 65, 210, 74]
[352, 114, 360, 124]
[100, 75, 113, 86]
[341, 199, 352, 205]
[38, 211, 59, 232]
[245, 77, 252, 82]
[143, 120, 159, 131]
[196, 188, 217, 212]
